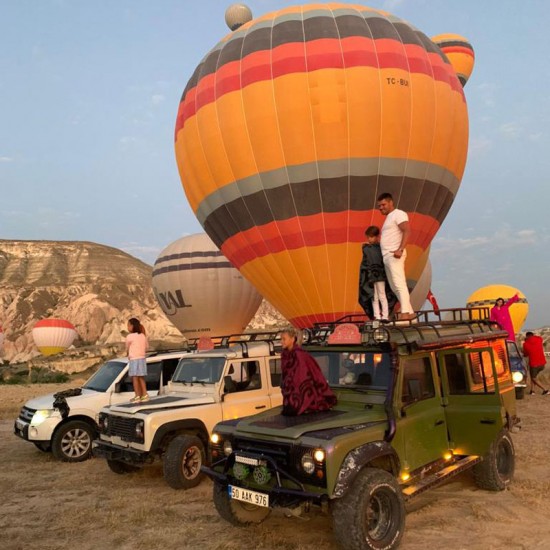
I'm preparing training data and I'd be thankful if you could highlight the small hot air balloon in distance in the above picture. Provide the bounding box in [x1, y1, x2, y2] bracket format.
[432, 34, 475, 86]
[225, 3, 253, 31]
[467, 284, 529, 334]
[32, 319, 77, 356]
[175, 3, 475, 327]
[152, 233, 263, 338]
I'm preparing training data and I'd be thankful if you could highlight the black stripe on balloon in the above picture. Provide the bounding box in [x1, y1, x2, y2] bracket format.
[154, 250, 224, 266]
[202, 176, 455, 247]
[152, 261, 234, 277]
[436, 40, 474, 51]
[181, 14, 450, 103]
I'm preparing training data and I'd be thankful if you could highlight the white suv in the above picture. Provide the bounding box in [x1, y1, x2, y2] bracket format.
[14, 349, 190, 462]
[93, 338, 282, 489]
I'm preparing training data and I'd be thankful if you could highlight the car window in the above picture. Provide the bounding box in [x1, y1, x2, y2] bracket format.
[401, 357, 435, 404]
[162, 358, 180, 383]
[144, 361, 162, 391]
[443, 353, 468, 395]
[82, 361, 126, 392]
[269, 358, 282, 387]
[173, 356, 226, 384]
[225, 361, 261, 392]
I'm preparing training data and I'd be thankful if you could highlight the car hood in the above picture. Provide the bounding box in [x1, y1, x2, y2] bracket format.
[24, 388, 98, 410]
[232, 406, 388, 441]
[108, 392, 216, 414]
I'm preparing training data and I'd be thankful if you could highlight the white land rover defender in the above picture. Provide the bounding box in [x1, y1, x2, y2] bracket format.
[93, 335, 282, 490]
[14, 350, 189, 462]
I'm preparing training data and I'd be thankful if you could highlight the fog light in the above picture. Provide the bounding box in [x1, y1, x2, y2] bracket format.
[223, 440, 233, 456]
[400, 472, 410, 482]
[301, 454, 315, 474]
[443, 451, 453, 461]
[233, 462, 249, 480]
[512, 371, 524, 383]
[210, 433, 220, 444]
[253, 465, 271, 485]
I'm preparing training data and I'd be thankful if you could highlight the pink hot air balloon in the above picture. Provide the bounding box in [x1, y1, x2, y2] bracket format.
[32, 319, 77, 356]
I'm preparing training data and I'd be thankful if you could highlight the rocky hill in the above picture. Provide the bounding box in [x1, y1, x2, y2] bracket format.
[0, 240, 183, 363]
[0, 240, 288, 366]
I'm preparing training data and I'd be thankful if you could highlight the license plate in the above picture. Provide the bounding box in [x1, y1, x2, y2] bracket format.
[15, 418, 26, 431]
[229, 485, 269, 508]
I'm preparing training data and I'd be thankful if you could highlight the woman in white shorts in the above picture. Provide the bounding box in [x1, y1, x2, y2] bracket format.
[126, 318, 148, 402]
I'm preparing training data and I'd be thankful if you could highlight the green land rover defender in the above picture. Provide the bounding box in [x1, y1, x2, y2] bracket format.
[202, 309, 518, 550]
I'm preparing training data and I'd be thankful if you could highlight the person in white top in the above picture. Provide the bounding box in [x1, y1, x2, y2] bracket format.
[377, 193, 415, 321]
[125, 317, 149, 402]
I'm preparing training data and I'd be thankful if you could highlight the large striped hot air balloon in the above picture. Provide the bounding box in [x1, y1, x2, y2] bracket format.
[32, 319, 77, 356]
[152, 233, 263, 338]
[175, 3, 474, 328]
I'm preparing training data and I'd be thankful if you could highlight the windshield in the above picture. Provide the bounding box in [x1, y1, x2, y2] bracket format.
[310, 351, 392, 391]
[83, 361, 126, 392]
[172, 356, 226, 384]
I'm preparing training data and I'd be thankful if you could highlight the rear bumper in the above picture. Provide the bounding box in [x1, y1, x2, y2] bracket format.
[92, 439, 149, 465]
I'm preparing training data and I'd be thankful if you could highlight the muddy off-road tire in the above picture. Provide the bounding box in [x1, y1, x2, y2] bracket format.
[107, 459, 140, 475]
[474, 429, 515, 491]
[515, 387, 525, 400]
[332, 468, 405, 550]
[163, 435, 205, 490]
[51, 420, 94, 462]
[213, 482, 271, 526]
[33, 442, 51, 452]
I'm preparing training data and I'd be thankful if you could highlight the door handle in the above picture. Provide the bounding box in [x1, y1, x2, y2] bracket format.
[255, 405, 266, 410]
[434, 419, 445, 426]
[480, 419, 496, 424]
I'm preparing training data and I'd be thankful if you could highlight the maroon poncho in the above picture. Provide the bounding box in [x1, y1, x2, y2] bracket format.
[281, 346, 337, 416]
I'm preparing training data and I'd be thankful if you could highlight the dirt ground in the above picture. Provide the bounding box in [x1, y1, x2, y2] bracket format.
[2, 382, 550, 550]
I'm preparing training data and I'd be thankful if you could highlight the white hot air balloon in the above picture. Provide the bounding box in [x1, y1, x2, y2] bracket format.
[410, 260, 432, 312]
[152, 234, 263, 338]
[32, 319, 77, 356]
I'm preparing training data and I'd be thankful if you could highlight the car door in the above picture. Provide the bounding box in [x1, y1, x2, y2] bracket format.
[394, 355, 450, 472]
[437, 348, 504, 456]
[221, 359, 272, 420]
[110, 361, 163, 405]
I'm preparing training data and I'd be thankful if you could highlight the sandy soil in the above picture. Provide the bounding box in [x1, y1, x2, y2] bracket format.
[2, 383, 550, 550]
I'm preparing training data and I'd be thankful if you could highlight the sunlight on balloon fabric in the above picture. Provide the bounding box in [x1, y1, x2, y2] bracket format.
[175, 3, 473, 327]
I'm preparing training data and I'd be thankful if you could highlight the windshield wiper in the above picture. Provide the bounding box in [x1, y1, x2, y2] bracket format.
[175, 380, 188, 386]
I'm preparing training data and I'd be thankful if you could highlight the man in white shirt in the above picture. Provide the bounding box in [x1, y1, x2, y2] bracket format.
[377, 193, 415, 320]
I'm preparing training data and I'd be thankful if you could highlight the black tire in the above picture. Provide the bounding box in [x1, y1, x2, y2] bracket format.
[213, 481, 271, 526]
[332, 468, 405, 550]
[473, 429, 515, 491]
[515, 387, 525, 400]
[51, 420, 95, 462]
[107, 459, 140, 475]
[33, 441, 51, 453]
[163, 435, 205, 490]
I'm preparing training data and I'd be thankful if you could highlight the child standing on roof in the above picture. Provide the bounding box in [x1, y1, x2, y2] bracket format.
[126, 318, 149, 403]
[358, 226, 396, 321]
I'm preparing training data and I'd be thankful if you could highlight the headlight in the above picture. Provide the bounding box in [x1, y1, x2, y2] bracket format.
[301, 454, 315, 474]
[313, 449, 325, 462]
[512, 371, 524, 383]
[32, 409, 56, 425]
[98, 413, 109, 432]
[223, 440, 233, 456]
[135, 420, 144, 439]
[211, 433, 220, 444]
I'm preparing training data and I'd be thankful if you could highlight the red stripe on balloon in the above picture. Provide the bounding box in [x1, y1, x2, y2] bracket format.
[34, 319, 76, 330]
[440, 45, 474, 57]
[175, 38, 463, 136]
[220, 211, 438, 269]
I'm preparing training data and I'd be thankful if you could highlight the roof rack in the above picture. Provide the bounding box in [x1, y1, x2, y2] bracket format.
[304, 307, 506, 347]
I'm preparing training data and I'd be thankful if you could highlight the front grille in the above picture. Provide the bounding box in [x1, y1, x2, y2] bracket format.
[234, 438, 326, 487]
[19, 406, 36, 423]
[104, 415, 141, 443]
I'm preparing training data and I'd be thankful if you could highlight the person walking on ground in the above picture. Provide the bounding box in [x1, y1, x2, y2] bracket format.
[358, 225, 397, 321]
[377, 192, 415, 320]
[522, 331, 548, 395]
[126, 318, 149, 402]
[280, 328, 337, 416]
[490, 294, 519, 341]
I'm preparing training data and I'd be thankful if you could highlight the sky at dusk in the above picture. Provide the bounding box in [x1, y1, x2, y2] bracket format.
[1, 0, 549, 328]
